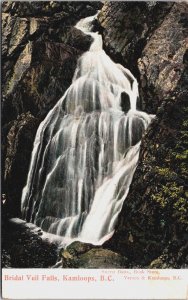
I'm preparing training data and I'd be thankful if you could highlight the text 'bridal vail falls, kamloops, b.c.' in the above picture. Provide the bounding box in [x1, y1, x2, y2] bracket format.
[21, 14, 153, 248]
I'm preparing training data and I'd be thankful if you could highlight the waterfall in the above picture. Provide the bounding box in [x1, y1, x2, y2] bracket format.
[21, 14, 153, 247]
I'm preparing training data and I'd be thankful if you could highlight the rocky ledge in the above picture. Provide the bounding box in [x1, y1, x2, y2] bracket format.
[2, 218, 58, 268]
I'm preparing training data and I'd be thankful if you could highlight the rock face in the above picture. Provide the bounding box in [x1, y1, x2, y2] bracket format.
[98, 2, 173, 98]
[2, 1, 102, 216]
[98, 1, 187, 112]
[2, 4, 97, 125]
[3, 39, 81, 124]
[4, 113, 40, 216]
[106, 89, 188, 268]
[138, 3, 188, 112]
[99, 2, 188, 268]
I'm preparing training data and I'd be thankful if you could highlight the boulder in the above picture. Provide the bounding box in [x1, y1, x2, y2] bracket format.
[2, 218, 58, 268]
[60, 241, 127, 268]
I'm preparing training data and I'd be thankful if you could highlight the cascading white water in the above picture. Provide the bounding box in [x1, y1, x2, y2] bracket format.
[21, 14, 153, 247]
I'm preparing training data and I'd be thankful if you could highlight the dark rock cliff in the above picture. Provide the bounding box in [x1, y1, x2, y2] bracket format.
[2, 1, 188, 268]
[98, 1, 188, 268]
[2, 1, 102, 216]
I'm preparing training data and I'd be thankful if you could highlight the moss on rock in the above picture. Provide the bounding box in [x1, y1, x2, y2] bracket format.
[60, 242, 128, 268]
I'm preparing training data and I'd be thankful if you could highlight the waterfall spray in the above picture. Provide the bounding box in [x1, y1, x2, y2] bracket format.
[21, 14, 153, 247]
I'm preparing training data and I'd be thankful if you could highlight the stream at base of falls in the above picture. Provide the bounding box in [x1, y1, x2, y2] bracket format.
[21, 13, 154, 248]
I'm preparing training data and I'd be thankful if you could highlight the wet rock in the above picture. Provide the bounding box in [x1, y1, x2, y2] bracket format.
[4, 113, 40, 216]
[60, 242, 127, 268]
[121, 92, 130, 113]
[2, 219, 58, 268]
[66, 241, 94, 257]
[2, 122, 15, 196]
[2, 249, 11, 268]
[74, 248, 127, 269]
[61, 27, 93, 51]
